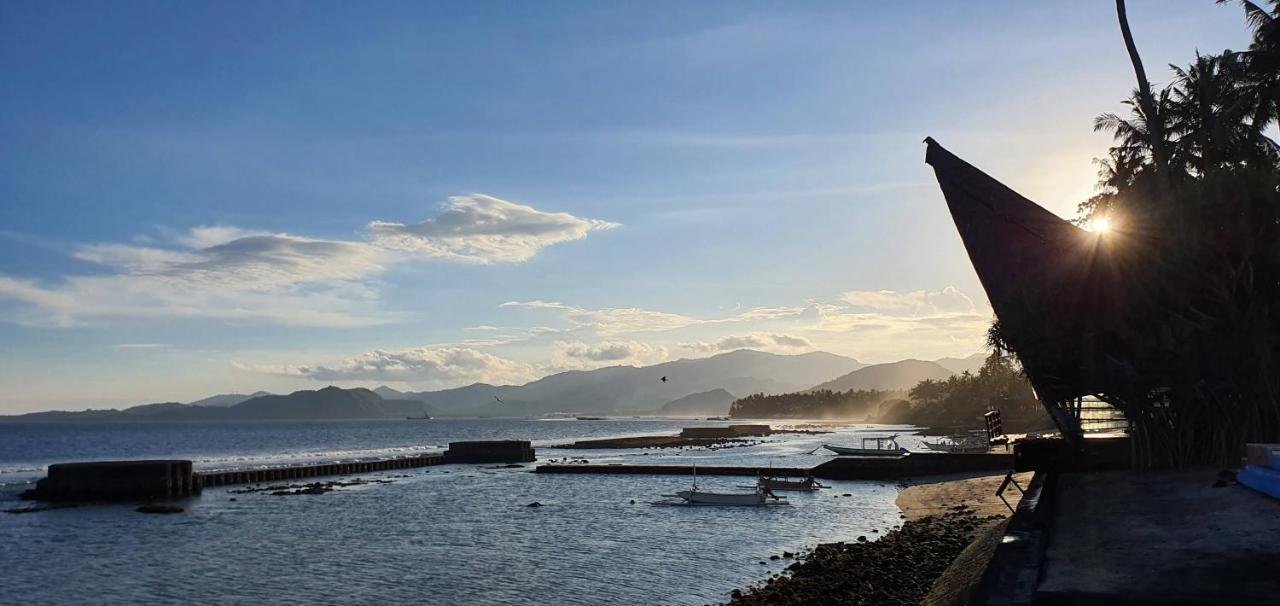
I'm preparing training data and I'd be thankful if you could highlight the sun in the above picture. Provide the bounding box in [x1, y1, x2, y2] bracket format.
[1085, 217, 1113, 233]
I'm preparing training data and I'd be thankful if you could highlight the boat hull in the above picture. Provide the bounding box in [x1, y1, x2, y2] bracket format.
[823, 445, 909, 457]
[676, 490, 767, 505]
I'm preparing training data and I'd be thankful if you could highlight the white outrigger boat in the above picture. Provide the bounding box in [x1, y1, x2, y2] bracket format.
[823, 435, 909, 457]
[670, 468, 785, 506]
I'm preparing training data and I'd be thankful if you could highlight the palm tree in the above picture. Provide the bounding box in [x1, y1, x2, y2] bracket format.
[1115, 0, 1173, 187]
[1167, 52, 1279, 174]
[1218, 1, 1280, 129]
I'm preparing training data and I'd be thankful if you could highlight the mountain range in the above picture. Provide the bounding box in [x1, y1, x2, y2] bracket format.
[655, 388, 737, 417]
[3, 349, 986, 421]
[808, 359, 957, 393]
[5, 387, 434, 422]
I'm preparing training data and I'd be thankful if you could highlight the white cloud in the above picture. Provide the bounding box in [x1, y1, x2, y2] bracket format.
[0, 194, 616, 328]
[238, 346, 538, 386]
[682, 332, 814, 353]
[501, 300, 701, 335]
[548, 339, 669, 371]
[839, 287, 976, 316]
[173, 225, 272, 249]
[368, 194, 618, 264]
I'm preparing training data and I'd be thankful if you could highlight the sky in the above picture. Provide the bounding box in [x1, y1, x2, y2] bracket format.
[0, 1, 1257, 412]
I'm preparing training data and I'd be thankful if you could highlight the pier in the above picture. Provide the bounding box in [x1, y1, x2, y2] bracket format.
[537, 452, 1014, 480]
[21, 440, 535, 502]
[198, 453, 447, 488]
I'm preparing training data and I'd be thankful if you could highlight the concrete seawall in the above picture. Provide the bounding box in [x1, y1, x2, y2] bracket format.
[198, 454, 447, 488]
[22, 440, 536, 502]
[537, 452, 1014, 481]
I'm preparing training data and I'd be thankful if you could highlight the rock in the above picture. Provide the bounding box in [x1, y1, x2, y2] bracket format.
[228, 498, 237, 502]
[842, 493, 852, 497]
[629, 499, 635, 504]
[857, 535, 867, 542]
[526, 501, 542, 507]
[782, 551, 794, 558]
[136, 503, 183, 514]
[770, 555, 780, 560]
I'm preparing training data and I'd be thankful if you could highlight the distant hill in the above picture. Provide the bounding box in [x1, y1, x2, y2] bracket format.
[656, 389, 736, 417]
[0, 387, 436, 422]
[808, 359, 955, 392]
[373, 386, 405, 400]
[933, 353, 988, 375]
[188, 391, 272, 407]
[396, 349, 863, 417]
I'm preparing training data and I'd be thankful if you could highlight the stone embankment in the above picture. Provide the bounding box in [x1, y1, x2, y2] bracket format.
[18, 440, 535, 503]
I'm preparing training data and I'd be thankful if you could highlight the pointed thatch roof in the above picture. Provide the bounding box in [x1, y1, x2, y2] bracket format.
[924, 138, 1141, 409]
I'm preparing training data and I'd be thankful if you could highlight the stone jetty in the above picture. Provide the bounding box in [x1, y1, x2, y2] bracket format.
[21, 440, 535, 502]
[536, 452, 1014, 481]
[23, 460, 197, 502]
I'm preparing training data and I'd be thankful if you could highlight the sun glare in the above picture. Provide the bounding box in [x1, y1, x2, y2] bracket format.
[1085, 217, 1113, 233]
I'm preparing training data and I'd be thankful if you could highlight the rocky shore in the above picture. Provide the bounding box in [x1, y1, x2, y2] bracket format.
[718, 472, 1026, 606]
[720, 508, 998, 606]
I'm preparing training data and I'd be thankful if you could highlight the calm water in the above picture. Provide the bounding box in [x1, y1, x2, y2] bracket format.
[0, 419, 919, 605]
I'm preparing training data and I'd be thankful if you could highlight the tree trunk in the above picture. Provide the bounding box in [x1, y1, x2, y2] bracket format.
[1115, 0, 1172, 188]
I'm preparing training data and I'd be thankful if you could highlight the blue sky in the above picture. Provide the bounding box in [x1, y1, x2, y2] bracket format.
[0, 1, 1255, 411]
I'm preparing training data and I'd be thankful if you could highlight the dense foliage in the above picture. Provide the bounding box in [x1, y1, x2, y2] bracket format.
[991, 1, 1280, 467]
[728, 353, 1048, 432]
[883, 353, 1048, 432]
[729, 389, 895, 419]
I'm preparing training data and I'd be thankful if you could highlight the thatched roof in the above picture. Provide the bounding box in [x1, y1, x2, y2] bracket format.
[924, 138, 1140, 405]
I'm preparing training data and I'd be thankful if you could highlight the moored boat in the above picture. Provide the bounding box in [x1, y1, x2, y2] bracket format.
[756, 475, 825, 492]
[670, 468, 784, 505]
[823, 435, 909, 457]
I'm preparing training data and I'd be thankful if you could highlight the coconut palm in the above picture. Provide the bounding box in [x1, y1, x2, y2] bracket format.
[1166, 52, 1279, 175]
[1218, 0, 1280, 129]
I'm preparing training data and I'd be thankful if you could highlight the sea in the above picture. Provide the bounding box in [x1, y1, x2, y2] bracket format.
[0, 419, 923, 605]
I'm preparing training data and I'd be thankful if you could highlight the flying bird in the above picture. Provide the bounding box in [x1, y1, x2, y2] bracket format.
[494, 396, 506, 405]
[660, 376, 667, 383]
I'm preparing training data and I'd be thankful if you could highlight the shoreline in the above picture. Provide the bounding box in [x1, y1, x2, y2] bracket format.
[719, 470, 1031, 606]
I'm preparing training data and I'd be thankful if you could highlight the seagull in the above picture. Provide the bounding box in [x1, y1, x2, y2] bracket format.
[494, 396, 506, 405]
[660, 376, 667, 383]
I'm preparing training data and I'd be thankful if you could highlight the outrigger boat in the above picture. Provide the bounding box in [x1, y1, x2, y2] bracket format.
[921, 436, 987, 453]
[823, 435, 909, 457]
[753, 474, 826, 492]
[671, 468, 785, 506]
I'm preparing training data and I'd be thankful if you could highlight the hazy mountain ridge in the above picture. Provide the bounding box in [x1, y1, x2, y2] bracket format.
[4, 350, 987, 420]
[807, 359, 956, 392]
[188, 391, 273, 407]
[656, 388, 737, 416]
[1, 387, 437, 422]
[396, 350, 863, 416]
[932, 353, 987, 375]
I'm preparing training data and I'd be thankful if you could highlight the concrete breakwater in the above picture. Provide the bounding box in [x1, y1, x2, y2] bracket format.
[21, 440, 535, 502]
[537, 452, 1015, 481]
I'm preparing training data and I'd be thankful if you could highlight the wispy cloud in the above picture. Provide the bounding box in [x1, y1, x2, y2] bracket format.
[547, 339, 669, 371]
[368, 194, 618, 264]
[0, 195, 616, 328]
[681, 332, 813, 354]
[501, 300, 701, 335]
[838, 287, 976, 315]
[236, 346, 538, 386]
